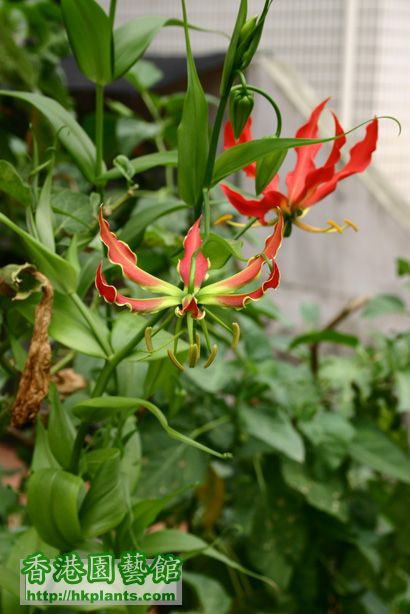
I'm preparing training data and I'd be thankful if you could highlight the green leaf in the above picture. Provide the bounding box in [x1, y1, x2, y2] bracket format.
[35, 158, 55, 251]
[47, 383, 76, 470]
[140, 529, 277, 590]
[0, 91, 98, 182]
[290, 330, 359, 349]
[27, 468, 85, 549]
[72, 396, 230, 459]
[202, 233, 245, 269]
[80, 449, 127, 537]
[240, 406, 305, 462]
[212, 133, 361, 186]
[361, 294, 407, 319]
[126, 59, 163, 92]
[1, 528, 57, 613]
[113, 16, 167, 80]
[299, 412, 355, 470]
[129, 489, 186, 541]
[120, 416, 142, 498]
[255, 148, 287, 194]
[349, 425, 410, 483]
[61, 0, 113, 84]
[31, 420, 60, 471]
[281, 458, 348, 522]
[0, 160, 31, 207]
[396, 368, 410, 413]
[0, 212, 77, 293]
[99, 150, 177, 182]
[177, 3, 209, 207]
[52, 190, 96, 235]
[15, 291, 109, 358]
[119, 199, 188, 246]
[183, 572, 232, 614]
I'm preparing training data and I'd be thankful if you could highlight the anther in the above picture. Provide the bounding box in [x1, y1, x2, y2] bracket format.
[232, 322, 241, 349]
[203, 344, 218, 369]
[188, 343, 200, 368]
[344, 218, 359, 232]
[144, 326, 154, 352]
[167, 350, 185, 372]
[214, 214, 234, 225]
[326, 220, 343, 233]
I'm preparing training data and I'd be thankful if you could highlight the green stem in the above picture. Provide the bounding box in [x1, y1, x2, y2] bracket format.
[91, 312, 163, 397]
[234, 216, 258, 240]
[70, 293, 112, 357]
[198, 82, 233, 217]
[141, 91, 174, 191]
[95, 83, 105, 185]
[233, 81, 282, 136]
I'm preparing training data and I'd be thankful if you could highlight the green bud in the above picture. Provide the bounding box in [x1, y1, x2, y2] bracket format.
[235, 16, 258, 67]
[239, 21, 264, 70]
[229, 88, 254, 139]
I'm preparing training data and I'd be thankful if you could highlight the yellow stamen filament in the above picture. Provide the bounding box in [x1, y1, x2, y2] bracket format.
[294, 217, 359, 235]
[188, 343, 200, 368]
[203, 345, 218, 369]
[144, 327, 154, 352]
[167, 349, 185, 372]
[232, 322, 241, 349]
[214, 214, 234, 225]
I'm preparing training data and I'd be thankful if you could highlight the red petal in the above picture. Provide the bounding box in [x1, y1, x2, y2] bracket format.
[199, 213, 284, 296]
[305, 118, 378, 206]
[221, 183, 282, 224]
[285, 98, 330, 203]
[203, 261, 280, 309]
[224, 118, 256, 178]
[95, 263, 179, 313]
[177, 217, 209, 290]
[175, 296, 205, 320]
[98, 209, 178, 296]
[297, 111, 346, 208]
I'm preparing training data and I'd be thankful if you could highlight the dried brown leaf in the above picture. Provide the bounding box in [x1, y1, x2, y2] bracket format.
[52, 368, 87, 398]
[11, 272, 53, 428]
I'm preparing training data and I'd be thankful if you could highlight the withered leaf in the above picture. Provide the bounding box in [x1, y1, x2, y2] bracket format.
[11, 271, 53, 428]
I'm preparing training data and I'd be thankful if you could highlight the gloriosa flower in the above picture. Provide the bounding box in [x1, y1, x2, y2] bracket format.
[95, 209, 283, 369]
[220, 98, 378, 235]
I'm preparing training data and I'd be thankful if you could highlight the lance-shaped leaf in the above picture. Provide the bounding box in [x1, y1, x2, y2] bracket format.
[27, 468, 85, 549]
[61, 0, 113, 85]
[72, 396, 230, 459]
[0, 90, 99, 182]
[177, 1, 209, 207]
[0, 160, 31, 207]
[212, 124, 375, 186]
[0, 212, 77, 294]
[99, 150, 178, 183]
[113, 16, 168, 79]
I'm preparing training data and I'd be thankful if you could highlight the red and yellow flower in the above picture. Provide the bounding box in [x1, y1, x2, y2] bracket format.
[221, 98, 378, 234]
[95, 208, 283, 368]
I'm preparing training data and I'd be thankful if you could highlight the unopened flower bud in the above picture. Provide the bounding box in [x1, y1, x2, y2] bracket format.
[229, 88, 254, 139]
